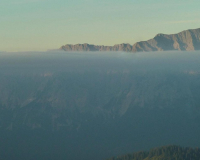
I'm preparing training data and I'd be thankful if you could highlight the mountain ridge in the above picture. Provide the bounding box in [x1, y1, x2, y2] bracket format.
[60, 28, 200, 52]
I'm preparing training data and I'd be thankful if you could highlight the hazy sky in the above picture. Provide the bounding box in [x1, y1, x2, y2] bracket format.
[1, 0, 200, 52]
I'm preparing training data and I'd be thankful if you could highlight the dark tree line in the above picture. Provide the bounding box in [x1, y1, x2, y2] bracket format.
[106, 145, 200, 160]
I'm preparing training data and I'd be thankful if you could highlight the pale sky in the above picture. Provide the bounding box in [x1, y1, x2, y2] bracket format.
[1, 0, 200, 52]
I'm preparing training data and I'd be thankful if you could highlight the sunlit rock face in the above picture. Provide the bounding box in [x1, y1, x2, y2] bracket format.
[1, 52, 200, 160]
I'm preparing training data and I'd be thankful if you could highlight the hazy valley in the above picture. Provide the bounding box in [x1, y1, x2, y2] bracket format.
[0, 52, 200, 160]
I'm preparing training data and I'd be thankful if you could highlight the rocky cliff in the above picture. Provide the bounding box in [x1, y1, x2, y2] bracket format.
[60, 28, 200, 52]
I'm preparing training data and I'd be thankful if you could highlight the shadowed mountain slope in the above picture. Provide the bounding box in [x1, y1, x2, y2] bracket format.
[1, 52, 200, 160]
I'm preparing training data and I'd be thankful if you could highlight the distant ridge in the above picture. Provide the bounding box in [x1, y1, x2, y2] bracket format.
[60, 28, 200, 52]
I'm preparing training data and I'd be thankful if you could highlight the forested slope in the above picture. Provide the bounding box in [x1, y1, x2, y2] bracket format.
[107, 145, 200, 160]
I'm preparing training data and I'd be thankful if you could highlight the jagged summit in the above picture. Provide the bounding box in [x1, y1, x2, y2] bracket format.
[60, 28, 200, 52]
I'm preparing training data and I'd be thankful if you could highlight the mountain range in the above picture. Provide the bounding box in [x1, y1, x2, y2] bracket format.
[60, 28, 200, 52]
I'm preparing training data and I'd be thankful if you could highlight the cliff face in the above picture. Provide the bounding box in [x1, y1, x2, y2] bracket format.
[60, 28, 200, 52]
